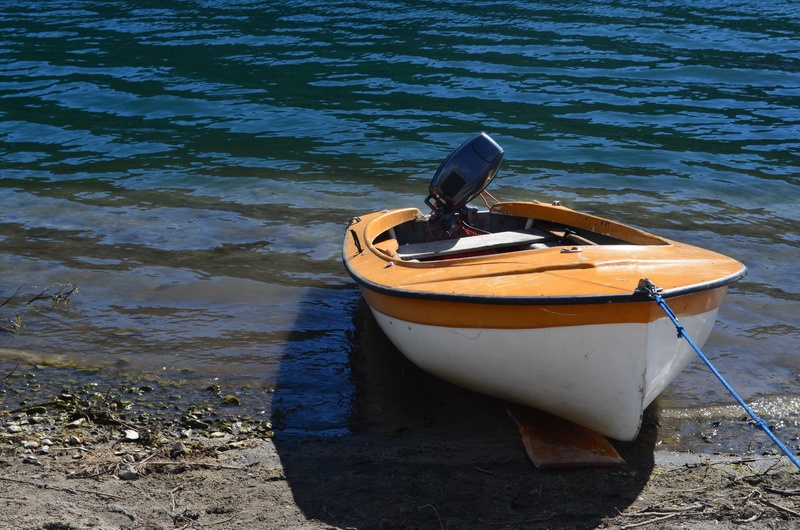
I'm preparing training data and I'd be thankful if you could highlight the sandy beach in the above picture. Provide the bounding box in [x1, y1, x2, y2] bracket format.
[2, 381, 798, 530]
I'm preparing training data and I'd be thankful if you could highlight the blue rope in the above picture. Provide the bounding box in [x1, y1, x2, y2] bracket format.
[638, 279, 800, 471]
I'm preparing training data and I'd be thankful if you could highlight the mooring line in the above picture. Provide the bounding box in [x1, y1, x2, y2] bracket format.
[637, 278, 800, 472]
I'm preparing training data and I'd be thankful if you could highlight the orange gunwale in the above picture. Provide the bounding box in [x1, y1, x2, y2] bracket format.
[343, 201, 747, 322]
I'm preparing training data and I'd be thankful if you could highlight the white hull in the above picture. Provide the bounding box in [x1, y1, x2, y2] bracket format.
[369, 307, 719, 440]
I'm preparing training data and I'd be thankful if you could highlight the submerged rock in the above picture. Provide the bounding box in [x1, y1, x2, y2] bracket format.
[221, 395, 240, 406]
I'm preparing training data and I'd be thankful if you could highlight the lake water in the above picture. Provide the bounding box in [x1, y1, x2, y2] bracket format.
[0, 0, 798, 441]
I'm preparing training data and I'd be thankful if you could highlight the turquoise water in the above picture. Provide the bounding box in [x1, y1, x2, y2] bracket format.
[0, 1, 798, 435]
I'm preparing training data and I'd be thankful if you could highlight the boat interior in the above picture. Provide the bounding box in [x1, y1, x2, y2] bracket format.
[375, 209, 635, 262]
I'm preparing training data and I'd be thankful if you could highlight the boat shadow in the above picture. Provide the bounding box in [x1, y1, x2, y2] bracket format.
[273, 297, 658, 529]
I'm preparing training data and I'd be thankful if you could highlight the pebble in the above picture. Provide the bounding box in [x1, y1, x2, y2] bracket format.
[117, 465, 138, 481]
[123, 429, 140, 441]
[66, 418, 86, 428]
[209, 431, 225, 438]
[41, 438, 53, 446]
[221, 395, 240, 406]
[7, 424, 23, 434]
[171, 441, 189, 457]
[21, 440, 39, 449]
[67, 435, 81, 445]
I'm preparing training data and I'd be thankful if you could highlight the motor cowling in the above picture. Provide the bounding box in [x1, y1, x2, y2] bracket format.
[425, 132, 504, 218]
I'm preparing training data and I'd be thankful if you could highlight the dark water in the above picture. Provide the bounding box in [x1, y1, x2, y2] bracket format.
[1, 1, 798, 438]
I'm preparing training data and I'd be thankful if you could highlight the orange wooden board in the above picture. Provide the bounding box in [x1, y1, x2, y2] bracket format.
[506, 403, 626, 469]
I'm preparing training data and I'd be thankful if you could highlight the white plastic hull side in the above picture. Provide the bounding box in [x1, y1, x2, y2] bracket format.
[369, 307, 719, 441]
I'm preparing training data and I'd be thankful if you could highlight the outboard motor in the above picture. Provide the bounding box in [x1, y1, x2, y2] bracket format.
[425, 132, 504, 236]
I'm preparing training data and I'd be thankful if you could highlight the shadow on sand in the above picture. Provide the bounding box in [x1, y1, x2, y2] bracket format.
[273, 297, 657, 529]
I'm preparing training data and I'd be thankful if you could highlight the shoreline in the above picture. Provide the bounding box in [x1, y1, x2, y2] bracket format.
[2, 377, 798, 530]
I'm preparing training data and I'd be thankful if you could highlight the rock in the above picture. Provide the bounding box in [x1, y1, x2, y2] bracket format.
[221, 395, 240, 406]
[67, 435, 81, 445]
[66, 418, 86, 428]
[123, 429, 140, 441]
[171, 441, 189, 458]
[183, 418, 210, 429]
[41, 438, 53, 446]
[209, 431, 225, 438]
[7, 424, 23, 434]
[21, 440, 39, 449]
[117, 464, 138, 480]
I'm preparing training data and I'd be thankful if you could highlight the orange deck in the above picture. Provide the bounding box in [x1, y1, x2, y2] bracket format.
[343, 201, 746, 327]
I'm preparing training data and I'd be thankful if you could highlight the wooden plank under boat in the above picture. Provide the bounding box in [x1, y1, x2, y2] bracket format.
[341, 134, 746, 441]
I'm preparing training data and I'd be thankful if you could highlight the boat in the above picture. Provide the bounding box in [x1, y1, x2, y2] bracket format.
[342, 133, 746, 441]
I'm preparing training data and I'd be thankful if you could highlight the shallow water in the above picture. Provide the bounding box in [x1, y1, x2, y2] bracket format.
[0, 0, 798, 440]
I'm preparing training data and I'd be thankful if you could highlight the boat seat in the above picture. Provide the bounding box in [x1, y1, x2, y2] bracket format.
[396, 230, 548, 260]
